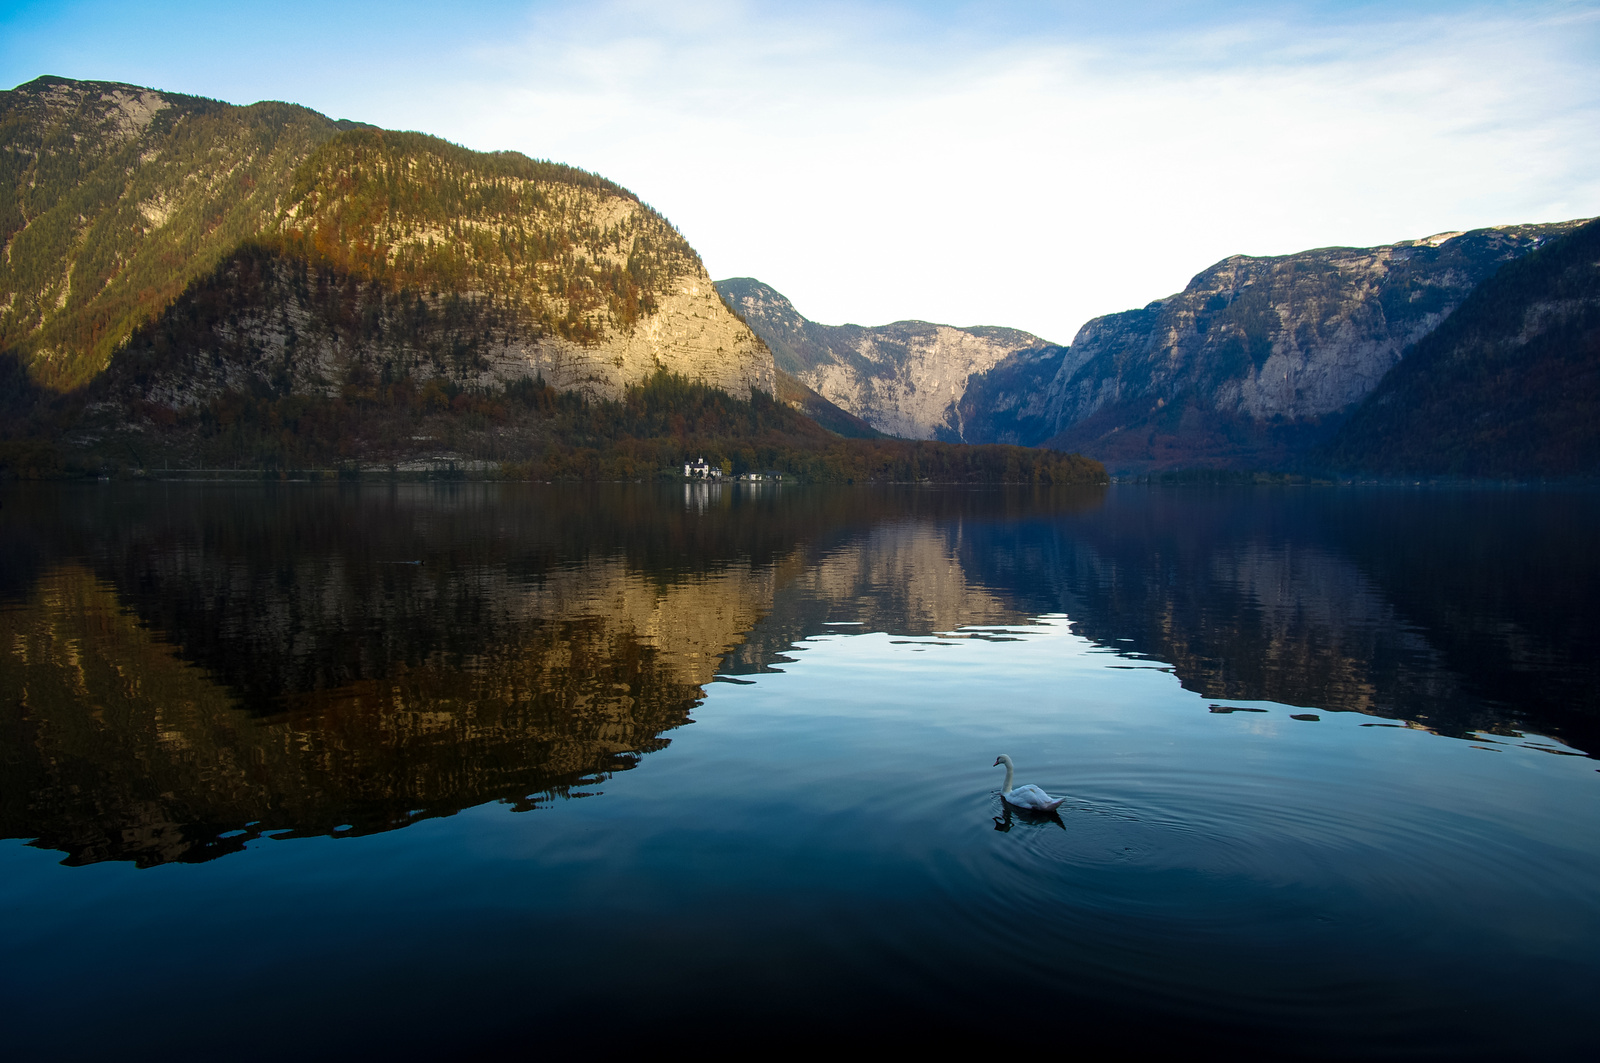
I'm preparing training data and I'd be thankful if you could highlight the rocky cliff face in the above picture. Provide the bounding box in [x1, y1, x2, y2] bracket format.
[721, 223, 1590, 468]
[1, 77, 772, 400]
[1038, 221, 1589, 470]
[91, 237, 767, 426]
[1322, 217, 1600, 477]
[716, 277, 1049, 440]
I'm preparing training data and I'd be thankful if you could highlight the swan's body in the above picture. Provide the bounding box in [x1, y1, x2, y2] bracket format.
[993, 754, 1065, 812]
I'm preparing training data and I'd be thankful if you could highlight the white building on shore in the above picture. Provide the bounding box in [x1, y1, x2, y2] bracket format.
[683, 456, 721, 480]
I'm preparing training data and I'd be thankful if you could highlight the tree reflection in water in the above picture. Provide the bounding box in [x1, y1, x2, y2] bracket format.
[0, 481, 1593, 866]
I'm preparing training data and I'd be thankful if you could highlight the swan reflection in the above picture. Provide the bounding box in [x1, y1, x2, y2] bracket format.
[992, 803, 1066, 833]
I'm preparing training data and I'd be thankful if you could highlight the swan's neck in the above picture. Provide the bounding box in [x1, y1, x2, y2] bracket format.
[1001, 761, 1014, 794]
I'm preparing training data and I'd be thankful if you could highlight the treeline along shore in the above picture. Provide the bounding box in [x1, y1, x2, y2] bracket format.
[2, 368, 1107, 484]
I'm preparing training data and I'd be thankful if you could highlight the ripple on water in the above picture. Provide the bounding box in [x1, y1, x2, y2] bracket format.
[822, 752, 1598, 1052]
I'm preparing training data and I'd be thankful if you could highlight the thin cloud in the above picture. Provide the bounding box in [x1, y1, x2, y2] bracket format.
[437, 2, 1599, 339]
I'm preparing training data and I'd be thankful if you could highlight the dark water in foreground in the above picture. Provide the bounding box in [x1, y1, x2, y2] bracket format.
[2, 483, 1597, 1057]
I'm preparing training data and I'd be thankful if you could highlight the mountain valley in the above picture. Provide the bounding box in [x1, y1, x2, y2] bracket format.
[716, 277, 1052, 441]
[0, 76, 1098, 484]
[721, 219, 1598, 476]
[3, 75, 1595, 481]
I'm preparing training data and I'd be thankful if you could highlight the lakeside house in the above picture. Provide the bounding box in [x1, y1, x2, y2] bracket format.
[683, 456, 721, 480]
[683, 458, 783, 482]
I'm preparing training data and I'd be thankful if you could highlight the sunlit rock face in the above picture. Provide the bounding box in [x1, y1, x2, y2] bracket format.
[716, 278, 1049, 440]
[89, 250, 772, 443]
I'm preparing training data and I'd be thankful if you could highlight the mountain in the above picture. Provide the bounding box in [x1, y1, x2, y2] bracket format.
[1036, 221, 1588, 471]
[715, 277, 1052, 440]
[0, 77, 1104, 484]
[1320, 217, 1600, 478]
[1, 76, 771, 399]
[1, 77, 349, 391]
[719, 221, 1590, 468]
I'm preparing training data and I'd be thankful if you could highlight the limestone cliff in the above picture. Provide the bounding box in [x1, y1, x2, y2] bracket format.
[716, 277, 1049, 440]
[92, 239, 769, 429]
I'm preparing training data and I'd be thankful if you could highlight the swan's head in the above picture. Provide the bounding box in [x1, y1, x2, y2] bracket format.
[993, 754, 1013, 768]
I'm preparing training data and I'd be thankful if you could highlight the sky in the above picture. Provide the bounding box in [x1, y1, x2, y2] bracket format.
[3, 0, 1598, 343]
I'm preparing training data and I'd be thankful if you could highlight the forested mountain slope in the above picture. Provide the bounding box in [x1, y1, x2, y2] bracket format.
[0, 77, 1105, 483]
[1320, 218, 1600, 478]
[1, 76, 772, 400]
[1, 77, 349, 389]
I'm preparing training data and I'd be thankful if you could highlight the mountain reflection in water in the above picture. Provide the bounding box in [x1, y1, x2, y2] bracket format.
[0, 482, 1594, 868]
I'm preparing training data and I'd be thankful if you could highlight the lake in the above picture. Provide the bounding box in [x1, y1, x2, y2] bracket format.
[2, 482, 1597, 1057]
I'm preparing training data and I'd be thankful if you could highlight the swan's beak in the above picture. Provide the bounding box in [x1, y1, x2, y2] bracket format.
[992, 757, 1002, 766]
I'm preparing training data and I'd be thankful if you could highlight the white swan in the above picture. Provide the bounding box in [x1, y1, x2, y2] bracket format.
[993, 754, 1065, 812]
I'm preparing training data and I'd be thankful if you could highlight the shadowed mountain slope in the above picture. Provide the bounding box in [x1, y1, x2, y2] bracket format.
[773, 369, 882, 439]
[1320, 217, 1600, 478]
[1039, 221, 1588, 471]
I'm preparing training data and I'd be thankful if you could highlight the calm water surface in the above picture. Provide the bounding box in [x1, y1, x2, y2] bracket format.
[2, 483, 1597, 1057]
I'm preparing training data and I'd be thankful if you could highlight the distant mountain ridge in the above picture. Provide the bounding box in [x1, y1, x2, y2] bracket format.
[715, 277, 1051, 440]
[723, 220, 1594, 474]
